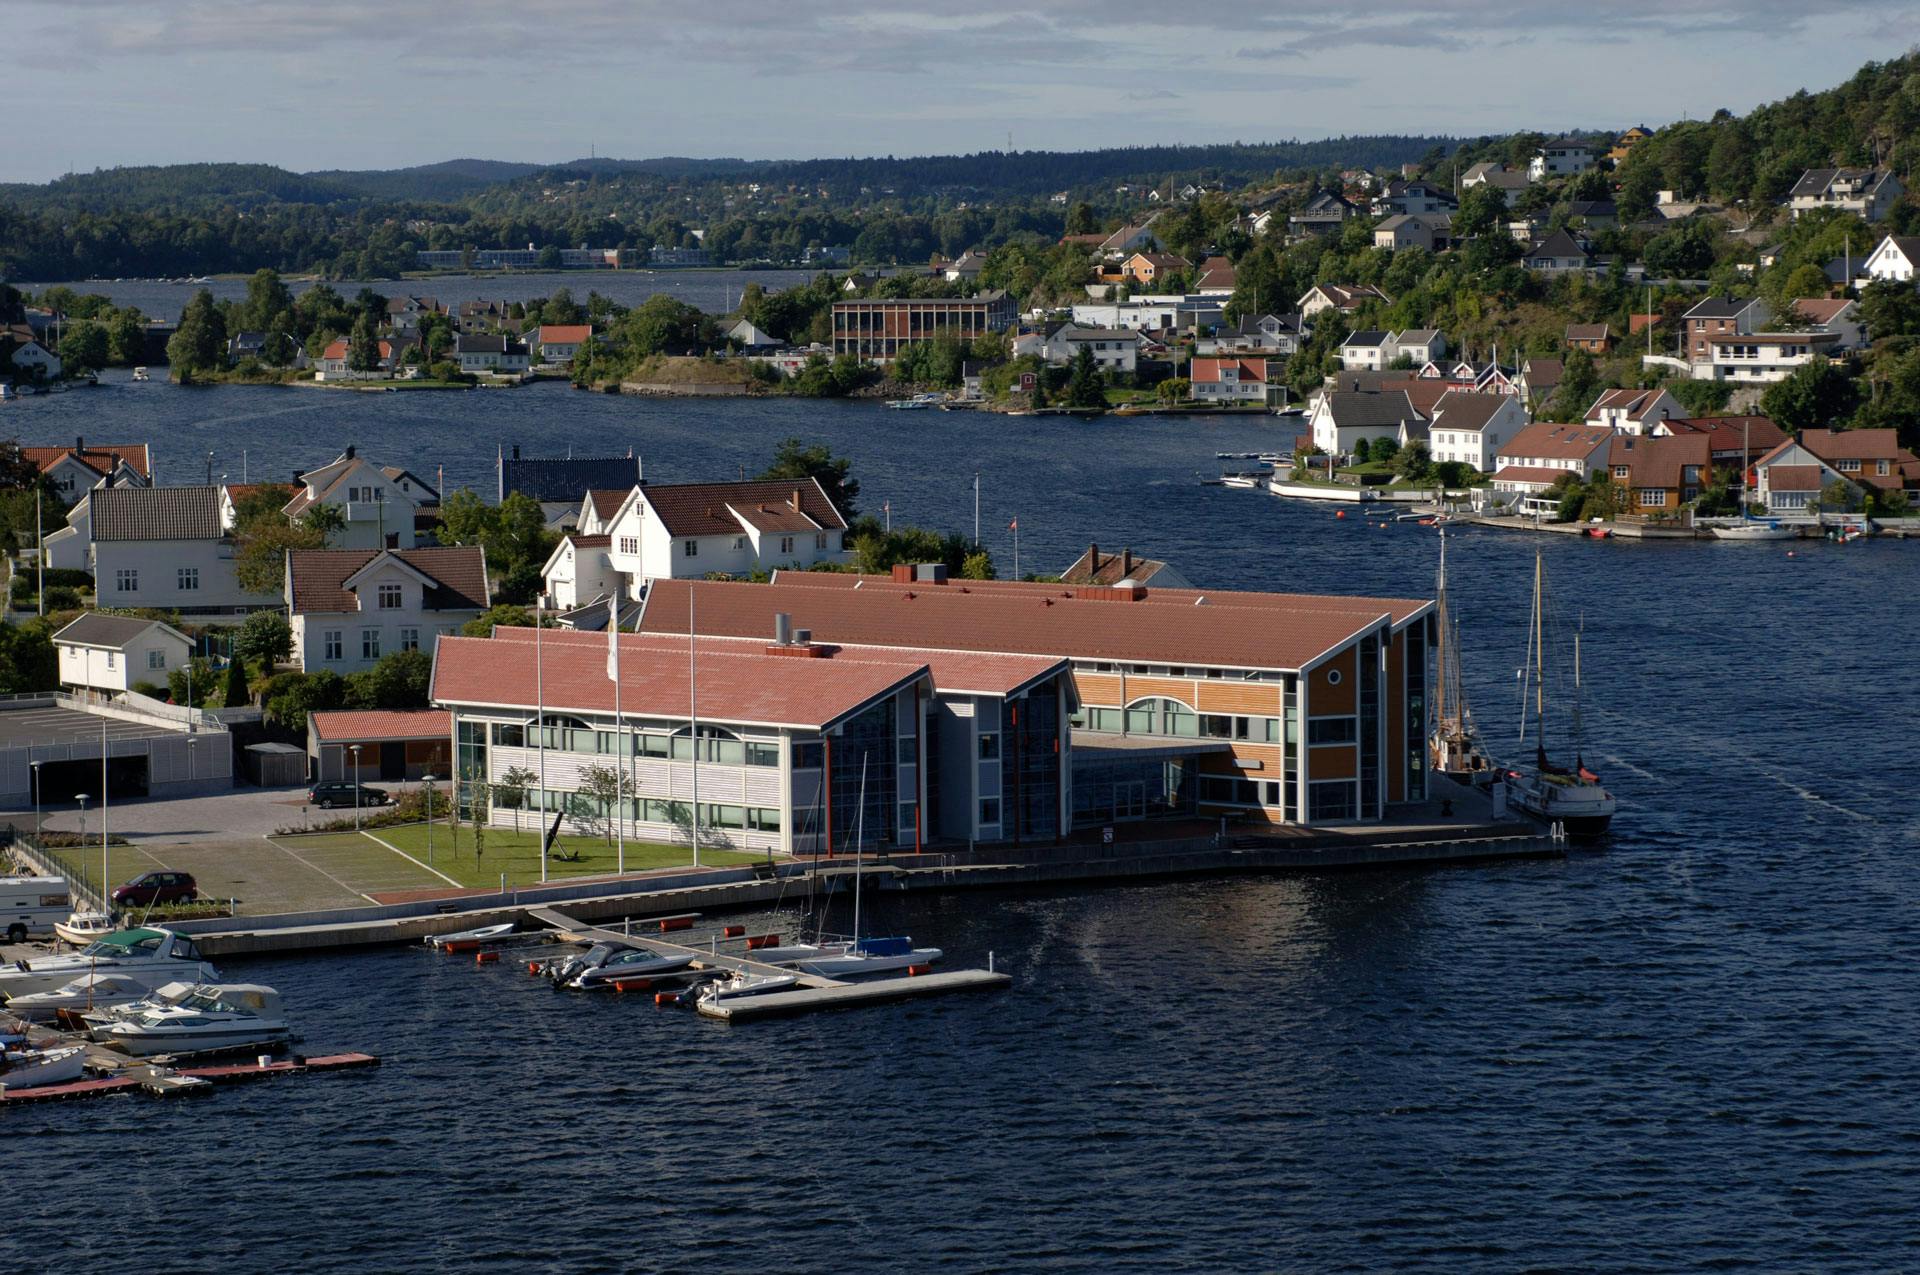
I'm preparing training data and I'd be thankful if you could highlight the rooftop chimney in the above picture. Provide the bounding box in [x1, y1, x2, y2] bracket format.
[774, 613, 792, 646]
[1122, 547, 1134, 576]
[512, 445, 521, 460]
[345, 445, 356, 459]
[75, 435, 85, 452]
[1088, 542, 1100, 573]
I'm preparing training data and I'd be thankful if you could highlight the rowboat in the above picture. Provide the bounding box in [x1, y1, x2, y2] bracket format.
[0, 1045, 87, 1090]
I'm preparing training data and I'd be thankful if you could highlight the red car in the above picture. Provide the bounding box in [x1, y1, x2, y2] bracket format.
[111, 871, 199, 907]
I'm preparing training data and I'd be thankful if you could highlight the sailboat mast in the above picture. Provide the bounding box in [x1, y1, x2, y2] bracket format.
[1433, 528, 1450, 728]
[852, 755, 867, 945]
[1533, 550, 1546, 728]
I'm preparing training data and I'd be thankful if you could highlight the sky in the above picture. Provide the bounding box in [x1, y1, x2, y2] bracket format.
[6, 0, 1916, 182]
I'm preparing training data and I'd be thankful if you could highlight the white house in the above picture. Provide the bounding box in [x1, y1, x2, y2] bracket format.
[1586, 387, 1684, 435]
[1203, 312, 1308, 357]
[1310, 390, 1424, 457]
[1373, 214, 1451, 253]
[1460, 163, 1530, 205]
[53, 612, 195, 695]
[589, 477, 853, 598]
[1297, 283, 1389, 319]
[1339, 330, 1394, 372]
[88, 485, 281, 613]
[1393, 329, 1447, 366]
[284, 447, 440, 551]
[1490, 422, 1616, 502]
[454, 333, 531, 376]
[313, 337, 410, 381]
[287, 545, 490, 674]
[1862, 235, 1920, 285]
[1529, 138, 1594, 182]
[1188, 358, 1272, 405]
[1695, 330, 1843, 383]
[1788, 169, 1904, 222]
[539, 533, 621, 611]
[21, 439, 152, 498]
[527, 324, 593, 364]
[1031, 327, 1145, 373]
[1425, 390, 1530, 472]
[1522, 230, 1591, 273]
[5, 338, 62, 381]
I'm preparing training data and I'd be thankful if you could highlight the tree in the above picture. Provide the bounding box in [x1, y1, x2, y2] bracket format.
[1064, 343, 1106, 410]
[1643, 220, 1719, 279]
[344, 649, 433, 710]
[222, 657, 250, 707]
[577, 763, 634, 846]
[108, 309, 147, 365]
[1453, 184, 1508, 239]
[167, 659, 213, 707]
[1859, 279, 1920, 340]
[465, 777, 491, 861]
[1817, 476, 1860, 513]
[1550, 348, 1600, 422]
[960, 549, 996, 580]
[463, 603, 546, 636]
[0, 619, 56, 693]
[239, 268, 294, 332]
[537, 244, 564, 270]
[263, 669, 346, 731]
[232, 610, 293, 672]
[1393, 442, 1432, 482]
[1065, 201, 1097, 235]
[1759, 356, 1861, 431]
[347, 312, 381, 373]
[166, 289, 227, 378]
[60, 321, 110, 374]
[235, 520, 327, 594]
[498, 766, 537, 834]
[1156, 377, 1190, 405]
[1780, 264, 1832, 300]
[760, 438, 860, 517]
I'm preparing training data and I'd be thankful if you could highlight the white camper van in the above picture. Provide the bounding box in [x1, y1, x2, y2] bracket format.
[1, 876, 73, 942]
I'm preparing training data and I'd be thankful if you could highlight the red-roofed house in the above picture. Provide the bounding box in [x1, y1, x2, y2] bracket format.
[527, 324, 594, 365]
[1586, 387, 1684, 435]
[314, 337, 410, 381]
[1752, 429, 1920, 513]
[1606, 434, 1712, 514]
[20, 437, 152, 497]
[287, 545, 490, 673]
[590, 477, 852, 598]
[1189, 357, 1273, 405]
[1492, 423, 1616, 503]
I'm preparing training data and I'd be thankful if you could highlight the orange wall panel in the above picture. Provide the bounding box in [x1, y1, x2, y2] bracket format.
[1308, 744, 1357, 780]
[1309, 646, 1357, 715]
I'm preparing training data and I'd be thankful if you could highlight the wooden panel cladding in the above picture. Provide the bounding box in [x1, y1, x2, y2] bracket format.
[1116, 675, 1195, 705]
[1194, 682, 1284, 716]
[1073, 672, 1122, 705]
[1308, 743, 1357, 780]
[1309, 646, 1357, 715]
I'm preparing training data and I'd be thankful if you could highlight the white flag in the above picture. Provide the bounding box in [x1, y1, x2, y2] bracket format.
[607, 592, 620, 681]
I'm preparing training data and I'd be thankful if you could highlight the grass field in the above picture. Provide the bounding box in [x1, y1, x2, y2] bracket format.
[366, 821, 767, 889]
[45, 843, 171, 901]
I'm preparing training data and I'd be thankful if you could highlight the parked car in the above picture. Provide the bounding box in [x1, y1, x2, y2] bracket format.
[307, 782, 391, 810]
[111, 871, 198, 907]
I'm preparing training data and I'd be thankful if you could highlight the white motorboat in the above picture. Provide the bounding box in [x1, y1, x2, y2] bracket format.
[54, 911, 119, 947]
[76, 980, 199, 1036]
[0, 928, 216, 997]
[2, 970, 187, 1022]
[0, 1045, 87, 1090]
[426, 922, 517, 949]
[130, 367, 151, 381]
[95, 983, 292, 1057]
[565, 945, 698, 990]
[884, 393, 944, 409]
[697, 971, 801, 1005]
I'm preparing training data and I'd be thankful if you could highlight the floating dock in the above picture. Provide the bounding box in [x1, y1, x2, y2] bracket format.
[524, 907, 1011, 1020]
[0, 1053, 378, 1106]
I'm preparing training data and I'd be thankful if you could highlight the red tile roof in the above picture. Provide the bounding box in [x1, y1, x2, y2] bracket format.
[1189, 357, 1267, 385]
[637, 575, 1425, 674]
[310, 709, 452, 743]
[1491, 465, 1580, 486]
[587, 489, 628, 520]
[1499, 423, 1613, 463]
[431, 633, 930, 730]
[21, 442, 152, 479]
[641, 478, 848, 537]
[1662, 416, 1786, 455]
[1797, 428, 1913, 463]
[1607, 434, 1711, 489]
[533, 325, 593, 344]
[1766, 464, 1822, 492]
[1789, 298, 1852, 325]
[288, 546, 490, 614]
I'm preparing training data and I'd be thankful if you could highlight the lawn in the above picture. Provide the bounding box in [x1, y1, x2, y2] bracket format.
[368, 820, 768, 889]
[45, 842, 170, 902]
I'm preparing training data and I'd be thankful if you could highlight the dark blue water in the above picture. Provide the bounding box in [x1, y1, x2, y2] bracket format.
[7, 382, 1919, 1271]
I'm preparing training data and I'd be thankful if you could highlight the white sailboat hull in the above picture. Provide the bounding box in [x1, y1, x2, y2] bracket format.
[1712, 524, 1796, 541]
[0, 1046, 87, 1090]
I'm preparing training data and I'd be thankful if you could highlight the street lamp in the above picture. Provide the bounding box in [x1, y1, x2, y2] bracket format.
[349, 745, 363, 829]
[421, 773, 437, 865]
[30, 761, 42, 842]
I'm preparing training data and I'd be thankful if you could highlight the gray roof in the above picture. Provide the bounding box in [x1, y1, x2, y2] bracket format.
[1568, 200, 1617, 218]
[90, 485, 224, 542]
[1325, 390, 1422, 428]
[500, 453, 641, 503]
[1430, 391, 1508, 433]
[1790, 168, 1893, 199]
[1343, 330, 1391, 347]
[1683, 296, 1759, 319]
[1397, 328, 1441, 343]
[1525, 230, 1589, 261]
[52, 612, 189, 650]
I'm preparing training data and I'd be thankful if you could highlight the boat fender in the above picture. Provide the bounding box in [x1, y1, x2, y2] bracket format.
[907, 964, 932, 977]
[475, 950, 500, 965]
[527, 962, 543, 975]
[658, 916, 694, 933]
[614, 979, 652, 993]
[653, 992, 679, 1007]
[721, 925, 745, 938]
[746, 934, 780, 950]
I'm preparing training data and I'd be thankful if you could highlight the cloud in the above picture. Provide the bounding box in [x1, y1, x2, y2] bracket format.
[1124, 89, 1181, 102]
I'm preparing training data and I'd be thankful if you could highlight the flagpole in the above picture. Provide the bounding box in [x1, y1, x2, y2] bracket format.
[689, 588, 700, 870]
[536, 598, 547, 884]
[610, 592, 624, 875]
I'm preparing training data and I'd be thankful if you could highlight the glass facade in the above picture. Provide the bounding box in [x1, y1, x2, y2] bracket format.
[1004, 692, 1061, 841]
[830, 698, 898, 850]
[455, 720, 487, 816]
[1405, 622, 1427, 802]
[1359, 634, 1381, 820]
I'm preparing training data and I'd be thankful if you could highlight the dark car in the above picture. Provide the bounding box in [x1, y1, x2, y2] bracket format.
[112, 871, 198, 907]
[308, 782, 391, 810]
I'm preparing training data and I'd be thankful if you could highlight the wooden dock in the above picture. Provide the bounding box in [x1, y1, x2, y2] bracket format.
[525, 906, 1011, 1020]
[0, 1052, 378, 1105]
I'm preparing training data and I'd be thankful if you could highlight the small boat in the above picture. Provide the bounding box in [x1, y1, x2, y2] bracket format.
[1828, 524, 1865, 543]
[884, 392, 944, 409]
[0, 384, 13, 401]
[426, 922, 517, 950]
[1428, 527, 1498, 784]
[794, 936, 942, 979]
[95, 983, 293, 1057]
[1712, 522, 1795, 541]
[3, 971, 184, 1022]
[54, 911, 119, 947]
[697, 971, 801, 1005]
[1506, 549, 1616, 841]
[0, 1045, 87, 1090]
[76, 980, 198, 1036]
[130, 367, 151, 382]
[0, 928, 216, 998]
[566, 946, 698, 990]
[1584, 526, 1612, 539]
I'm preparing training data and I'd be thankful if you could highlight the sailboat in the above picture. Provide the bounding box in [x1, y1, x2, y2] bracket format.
[1504, 549, 1617, 840]
[1428, 526, 1496, 783]
[749, 757, 941, 978]
[1713, 421, 1796, 541]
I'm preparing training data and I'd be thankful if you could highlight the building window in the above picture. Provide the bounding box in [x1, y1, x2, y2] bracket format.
[148, 650, 166, 670]
[377, 584, 403, 609]
[979, 798, 1001, 825]
[177, 567, 199, 591]
[619, 536, 638, 555]
[1308, 717, 1358, 745]
[116, 569, 138, 592]
[362, 628, 380, 660]
[779, 535, 795, 555]
[324, 630, 343, 661]
[106, 651, 116, 669]
[399, 627, 420, 652]
[733, 536, 747, 551]
[683, 539, 698, 557]
[815, 533, 828, 550]
[978, 732, 999, 760]
[1309, 781, 1356, 822]
[1325, 668, 1343, 686]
